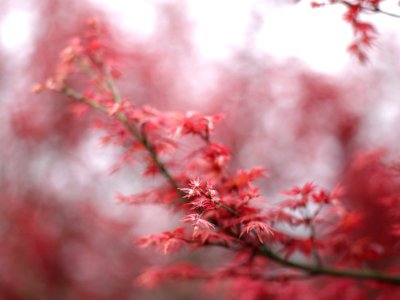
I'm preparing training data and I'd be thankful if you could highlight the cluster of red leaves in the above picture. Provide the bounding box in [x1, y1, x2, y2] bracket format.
[36, 20, 400, 299]
[310, 0, 392, 62]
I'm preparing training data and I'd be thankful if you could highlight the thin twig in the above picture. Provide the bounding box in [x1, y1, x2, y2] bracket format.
[338, 0, 400, 18]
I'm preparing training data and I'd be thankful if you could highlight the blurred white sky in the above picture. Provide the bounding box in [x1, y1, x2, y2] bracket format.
[1, 0, 399, 73]
[87, 0, 400, 73]
[84, 0, 351, 72]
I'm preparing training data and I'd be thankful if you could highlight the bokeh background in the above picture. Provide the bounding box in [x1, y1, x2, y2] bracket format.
[1, 0, 400, 299]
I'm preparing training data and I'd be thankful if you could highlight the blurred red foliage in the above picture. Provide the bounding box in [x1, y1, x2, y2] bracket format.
[3, 0, 400, 299]
[0, 189, 146, 300]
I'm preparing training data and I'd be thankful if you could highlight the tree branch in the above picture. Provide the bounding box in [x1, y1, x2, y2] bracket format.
[60, 85, 400, 286]
[259, 245, 400, 285]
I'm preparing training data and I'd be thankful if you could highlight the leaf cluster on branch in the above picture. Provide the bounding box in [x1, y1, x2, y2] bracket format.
[33, 13, 400, 299]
